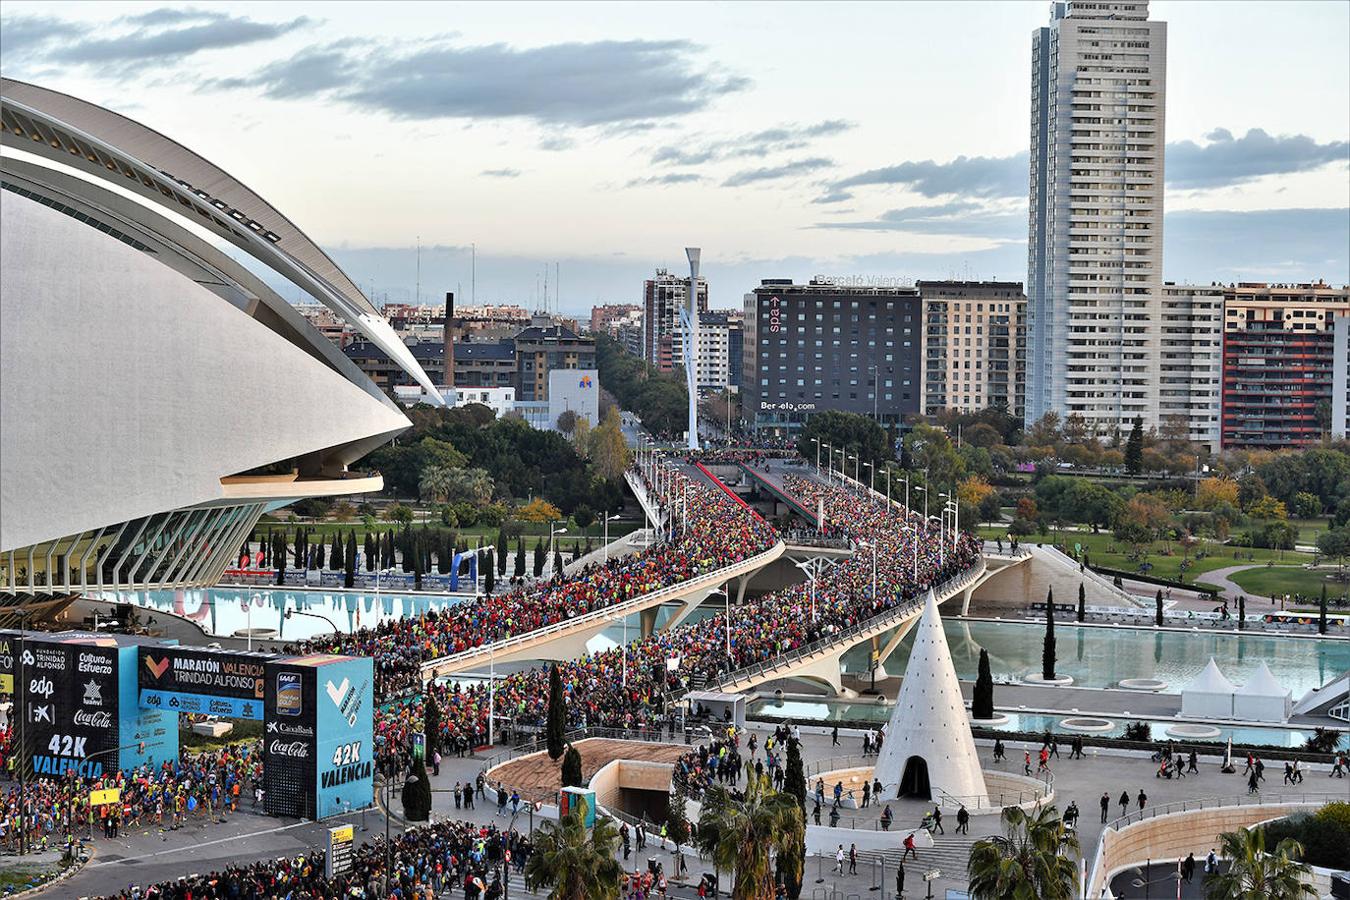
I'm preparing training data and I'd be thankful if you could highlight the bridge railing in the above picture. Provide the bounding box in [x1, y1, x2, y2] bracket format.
[678, 558, 986, 697]
[421, 540, 786, 678]
[1086, 791, 1344, 897]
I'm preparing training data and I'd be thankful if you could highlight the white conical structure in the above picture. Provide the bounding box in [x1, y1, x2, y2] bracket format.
[873, 590, 987, 800]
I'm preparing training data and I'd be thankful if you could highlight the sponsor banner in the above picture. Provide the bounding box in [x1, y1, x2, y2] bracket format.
[139, 689, 263, 720]
[313, 656, 374, 818]
[118, 645, 177, 772]
[137, 646, 271, 701]
[18, 638, 119, 779]
[263, 661, 317, 820]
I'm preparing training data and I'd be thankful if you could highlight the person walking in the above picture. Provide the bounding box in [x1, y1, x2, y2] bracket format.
[861, 780, 871, 809]
[880, 805, 893, 832]
[1247, 769, 1260, 794]
[896, 860, 906, 898]
[1118, 790, 1129, 816]
[955, 805, 969, 835]
[831, 725, 839, 747]
[902, 831, 917, 861]
[835, 844, 845, 875]
[1188, 750, 1199, 774]
[1182, 852, 1195, 884]
[930, 805, 944, 835]
[1205, 848, 1218, 876]
[1024, 750, 1033, 776]
[848, 843, 858, 876]
[993, 738, 1005, 762]
[1100, 792, 1110, 823]
[1137, 789, 1147, 811]
[1332, 752, 1347, 777]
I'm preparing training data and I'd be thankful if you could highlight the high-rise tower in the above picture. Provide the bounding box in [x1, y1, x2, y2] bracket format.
[1026, 0, 1167, 434]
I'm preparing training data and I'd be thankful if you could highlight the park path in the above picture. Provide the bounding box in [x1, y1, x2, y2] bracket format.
[1193, 564, 1263, 599]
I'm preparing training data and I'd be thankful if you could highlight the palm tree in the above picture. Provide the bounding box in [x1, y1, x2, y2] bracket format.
[967, 805, 1080, 900]
[696, 773, 805, 900]
[1204, 827, 1314, 900]
[524, 798, 624, 900]
[418, 465, 456, 503]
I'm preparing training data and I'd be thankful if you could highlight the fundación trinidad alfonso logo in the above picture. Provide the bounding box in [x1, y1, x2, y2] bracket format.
[144, 655, 171, 679]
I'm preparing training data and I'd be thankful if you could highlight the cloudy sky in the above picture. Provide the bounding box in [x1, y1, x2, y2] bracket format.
[2, 1, 1347, 310]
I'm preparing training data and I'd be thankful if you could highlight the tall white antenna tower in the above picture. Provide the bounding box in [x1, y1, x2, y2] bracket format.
[684, 247, 701, 451]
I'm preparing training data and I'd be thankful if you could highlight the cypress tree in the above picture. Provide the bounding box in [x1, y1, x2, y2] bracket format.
[402, 757, 432, 821]
[514, 536, 525, 577]
[497, 538, 508, 576]
[1077, 582, 1086, 623]
[344, 531, 357, 588]
[972, 648, 995, 719]
[484, 551, 496, 595]
[274, 532, 287, 585]
[365, 532, 376, 571]
[315, 538, 326, 571]
[496, 527, 508, 561]
[331, 531, 343, 572]
[424, 691, 442, 758]
[1155, 589, 1164, 627]
[413, 534, 424, 589]
[1238, 594, 1246, 630]
[1125, 416, 1144, 474]
[780, 738, 807, 900]
[546, 663, 566, 760]
[554, 549, 564, 576]
[561, 743, 583, 788]
[533, 539, 545, 578]
[1319, 584, 1328, 635]
[1041, 586, 1056, 681]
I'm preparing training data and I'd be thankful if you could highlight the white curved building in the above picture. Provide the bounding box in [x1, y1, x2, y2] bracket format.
[0, 79, 440, 597]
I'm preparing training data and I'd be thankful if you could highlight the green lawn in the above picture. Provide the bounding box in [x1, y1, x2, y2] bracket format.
[1290, 518, 1329, 545]
[1197, 565, 1350, 603]
[978, 525, 1314, 584]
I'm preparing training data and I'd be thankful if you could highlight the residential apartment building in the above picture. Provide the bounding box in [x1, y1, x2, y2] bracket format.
[513, 319, 597, 402]
[1221, 282, 1350, 449]
[743, 279, 922, 433]
[696, 311, 732, 391]
[589, 303, 640, 335]
[726, 311, 744, 391]
[1159, 284, 1224, 450]
[1026, 0, 1168, 434]
[643, 267, 708, 373]
[1335, 317, 1349, 441]
[919, 281, 1027, 419]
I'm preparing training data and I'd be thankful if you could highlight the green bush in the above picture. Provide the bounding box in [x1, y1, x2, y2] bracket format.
[1264, 804, 1350, 869]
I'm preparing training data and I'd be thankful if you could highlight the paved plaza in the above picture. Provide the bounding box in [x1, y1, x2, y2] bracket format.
[47, 715, 1342, 900]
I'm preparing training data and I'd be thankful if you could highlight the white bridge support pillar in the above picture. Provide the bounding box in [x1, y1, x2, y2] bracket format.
[868, 616, 920, 682]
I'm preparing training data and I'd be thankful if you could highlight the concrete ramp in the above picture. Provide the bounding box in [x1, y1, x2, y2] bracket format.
[971, 543, 1147, 611]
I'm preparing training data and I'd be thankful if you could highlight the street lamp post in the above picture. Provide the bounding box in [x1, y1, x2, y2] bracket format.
[811, 438, 821, 475]
[603, 513, 621, 562]
[864, 461, 874, 496]
[549, 524, 567, 575]
[938, 493, 950, 567]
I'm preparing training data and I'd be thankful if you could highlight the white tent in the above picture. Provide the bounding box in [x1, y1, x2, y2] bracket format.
[1232, 661, 1292, 723]
[872, 590, 987, 801]
[1180, 658, 1236, 719]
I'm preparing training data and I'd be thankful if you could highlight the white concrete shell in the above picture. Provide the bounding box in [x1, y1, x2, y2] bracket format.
[872, 590, 988, 801]
[0, 80, 425, 594]
[0, 78, 443, 404]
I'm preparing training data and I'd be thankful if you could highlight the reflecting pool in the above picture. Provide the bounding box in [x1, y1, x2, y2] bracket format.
[99, 587, 472, 641]
[840, 619, 1349, 699]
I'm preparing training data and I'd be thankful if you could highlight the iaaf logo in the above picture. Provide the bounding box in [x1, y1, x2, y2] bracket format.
[266, 720, 315, 737]
[268, 739, 310, 758]
[73, 709, 113, 729]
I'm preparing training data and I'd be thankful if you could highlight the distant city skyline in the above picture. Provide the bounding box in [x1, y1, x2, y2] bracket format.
[2, 0, 1346, 309]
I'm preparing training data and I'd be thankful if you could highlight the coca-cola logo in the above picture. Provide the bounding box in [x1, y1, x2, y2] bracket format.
[73, 710, 113, 729]
[268, 739, 310, 758]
